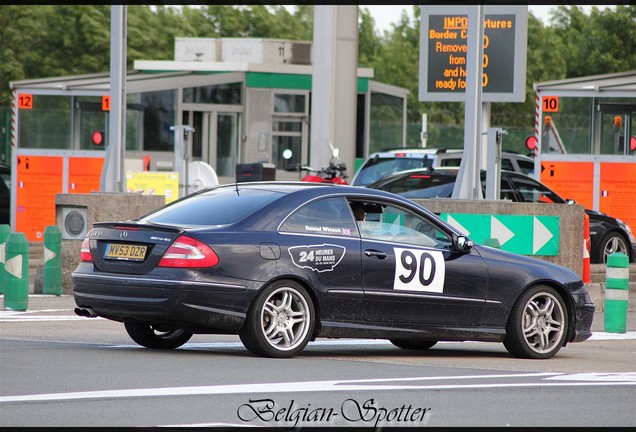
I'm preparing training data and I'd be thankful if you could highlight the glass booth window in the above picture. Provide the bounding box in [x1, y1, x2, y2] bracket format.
[183, 83, 242, 105]
[369, 92, 404, 154]
[18, 95, 71, 149]
[274, 94, 306, 114]
[139, 90, 176, 152]
[77, 97, 109, 151]
[540, 96, 636, 156]
[272, 125, 302, 169]
[272, 92, 307, 170]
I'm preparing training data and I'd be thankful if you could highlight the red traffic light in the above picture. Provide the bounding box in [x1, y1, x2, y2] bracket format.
[92, 131, 104, 145]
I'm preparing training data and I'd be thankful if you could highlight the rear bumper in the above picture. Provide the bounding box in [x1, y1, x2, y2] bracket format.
[72, 272, 258, 333]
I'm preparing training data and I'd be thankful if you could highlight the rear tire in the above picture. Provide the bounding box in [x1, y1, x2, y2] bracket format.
[124, 322, 193, 349]
[503, 285, 568, 359]
[239, 280, 315, 358]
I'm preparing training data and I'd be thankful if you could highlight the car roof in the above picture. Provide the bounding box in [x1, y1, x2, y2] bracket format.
[367, 166, 533, 189]
[209, 180, 402, 200]
[367, 147, 532, 160]
[367, 148, 463, 158]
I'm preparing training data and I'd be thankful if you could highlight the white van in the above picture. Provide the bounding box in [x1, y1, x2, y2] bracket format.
[351, 148, 535, 187]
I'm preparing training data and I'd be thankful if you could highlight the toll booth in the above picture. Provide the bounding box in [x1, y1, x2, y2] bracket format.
[7, 37, 408, 241]
[528, 70, 636, 233]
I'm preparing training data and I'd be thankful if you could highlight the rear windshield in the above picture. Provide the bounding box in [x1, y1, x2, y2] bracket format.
[139, 188, 283, 226]
[353, 157, 435, 186]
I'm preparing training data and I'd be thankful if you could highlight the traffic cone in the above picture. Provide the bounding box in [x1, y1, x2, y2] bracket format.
[582, 213, 591, 283]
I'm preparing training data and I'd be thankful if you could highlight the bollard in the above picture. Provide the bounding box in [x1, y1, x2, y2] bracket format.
[0, 224, 11, 295]
[604, 252, 629, 333]
[4, 232, 29, 311]
[43, 225, 63, 296]
[582, 213, 591, 283]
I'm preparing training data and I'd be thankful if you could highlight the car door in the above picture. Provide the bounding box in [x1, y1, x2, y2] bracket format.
[278, 196, 365, 323]
[357, 199, 488, 326]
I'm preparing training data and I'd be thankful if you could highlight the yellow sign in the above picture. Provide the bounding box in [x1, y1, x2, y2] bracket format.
[126, 171, 179, 204]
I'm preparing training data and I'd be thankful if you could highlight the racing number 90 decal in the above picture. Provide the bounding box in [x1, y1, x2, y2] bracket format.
[393, 248, 446, 293]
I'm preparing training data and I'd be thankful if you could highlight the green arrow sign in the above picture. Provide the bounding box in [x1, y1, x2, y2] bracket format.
[440, 213, 560, 256]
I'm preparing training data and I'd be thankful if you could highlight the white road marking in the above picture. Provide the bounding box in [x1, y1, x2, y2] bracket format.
[1, 372, 634, 403]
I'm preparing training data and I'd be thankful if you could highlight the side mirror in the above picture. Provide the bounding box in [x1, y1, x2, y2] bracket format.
[453, 234, 473, 252]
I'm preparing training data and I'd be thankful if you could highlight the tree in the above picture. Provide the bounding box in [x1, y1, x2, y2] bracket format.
[551, 5, 636, 78]
[1, 4, 634, 141]
[490, 11, 567, 136]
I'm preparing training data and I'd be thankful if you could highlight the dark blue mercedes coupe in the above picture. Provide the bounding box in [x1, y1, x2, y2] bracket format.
[72, 182, 594, 359]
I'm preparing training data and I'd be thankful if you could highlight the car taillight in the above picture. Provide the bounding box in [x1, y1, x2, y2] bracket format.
[157, 235, 219, 268]
[80, 237, 93, 262]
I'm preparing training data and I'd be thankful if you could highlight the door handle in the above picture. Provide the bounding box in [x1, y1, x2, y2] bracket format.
[364, 249, 387, 259]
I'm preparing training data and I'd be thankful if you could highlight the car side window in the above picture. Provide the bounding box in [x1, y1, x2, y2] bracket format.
[501, 159, 515, 172]
[280, 197, 358, 237]
[499, 177, 517, 201]
[509, 176, 564, 204]
[355, 201, 452, 248]
[479, 175, 517, 201]
[517, 159, 535, 175]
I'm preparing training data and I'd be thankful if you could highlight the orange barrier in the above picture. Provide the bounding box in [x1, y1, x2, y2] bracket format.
[583, 213, 591, 283]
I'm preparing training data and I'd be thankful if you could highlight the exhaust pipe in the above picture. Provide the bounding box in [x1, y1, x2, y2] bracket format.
[74, 307, 98, 318]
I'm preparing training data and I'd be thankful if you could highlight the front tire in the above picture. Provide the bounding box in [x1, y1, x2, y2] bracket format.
[239, 280, 315, 358]
[124, 322, 193, 349]
[503, 285, 568, 359]
[593, 231, 629, 264]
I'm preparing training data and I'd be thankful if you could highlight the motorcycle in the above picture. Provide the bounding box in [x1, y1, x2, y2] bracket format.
[283, 145, 349, 185]
[294, 161, 349, 185]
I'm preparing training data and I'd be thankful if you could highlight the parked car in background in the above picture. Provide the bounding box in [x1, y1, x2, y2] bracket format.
[72, 181, 594, 359]
[351, 147, 535, 187]
[0, 163, 10, 226]
[367, 167, 636, 264]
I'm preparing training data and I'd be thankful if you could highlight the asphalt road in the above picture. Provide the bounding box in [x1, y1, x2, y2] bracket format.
[1, 294, 635, 427]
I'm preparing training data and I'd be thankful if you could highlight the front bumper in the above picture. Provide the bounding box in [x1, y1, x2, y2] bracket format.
[570, 290, 595, 343]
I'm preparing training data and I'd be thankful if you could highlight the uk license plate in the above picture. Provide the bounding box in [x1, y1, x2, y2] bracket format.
[105, 243, 147, 261]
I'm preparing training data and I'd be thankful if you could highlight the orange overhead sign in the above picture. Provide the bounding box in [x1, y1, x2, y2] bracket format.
[16, 155, 64, 241]
[539, 161, 594, 209]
